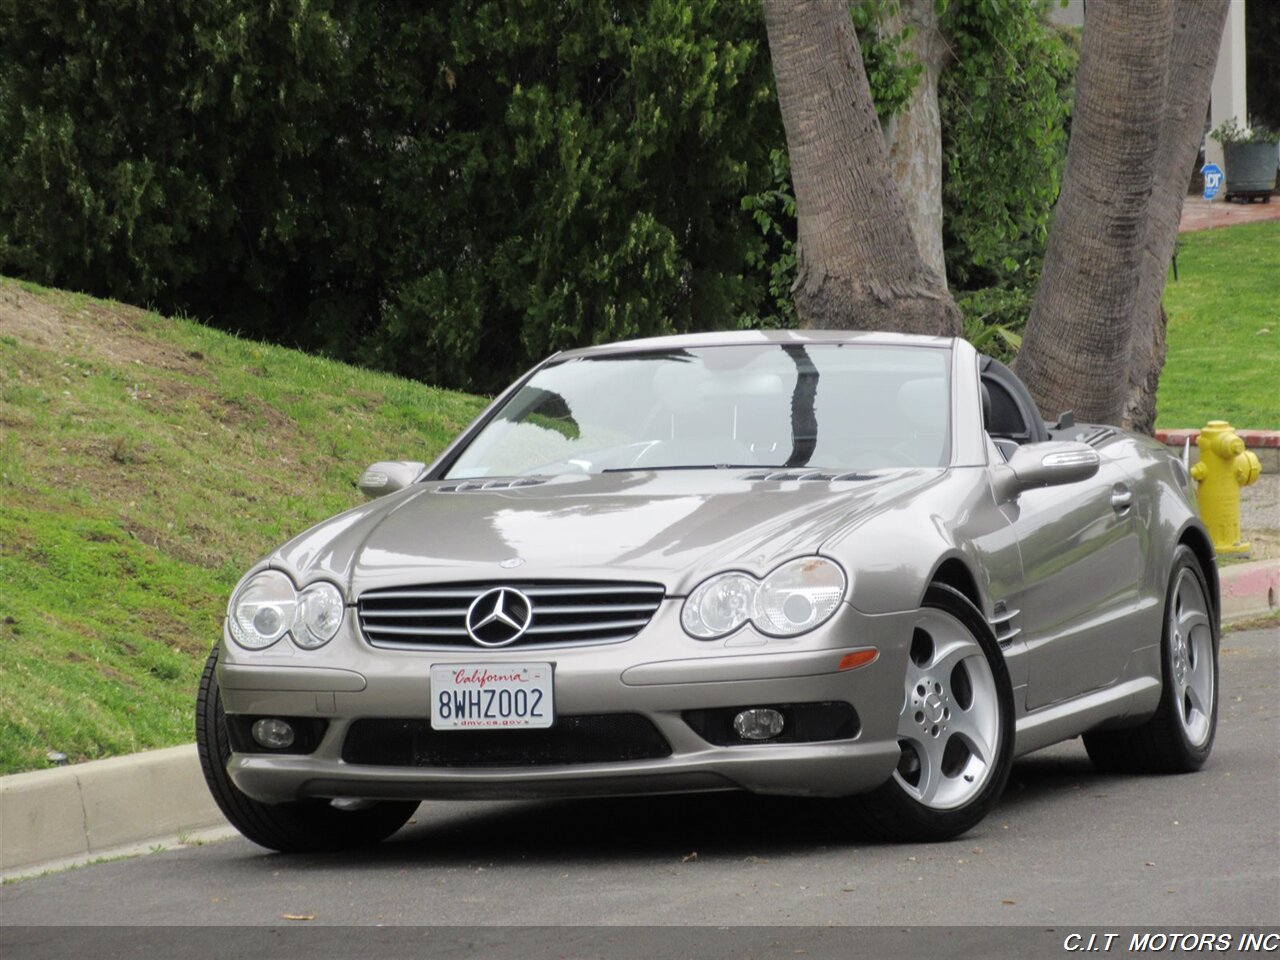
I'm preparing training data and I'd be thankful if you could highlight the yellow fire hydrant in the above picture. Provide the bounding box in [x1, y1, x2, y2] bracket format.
[1189, 420, 1261, 556]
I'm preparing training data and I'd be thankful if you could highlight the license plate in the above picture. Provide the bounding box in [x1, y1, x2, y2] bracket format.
[430, 663, 554, 730]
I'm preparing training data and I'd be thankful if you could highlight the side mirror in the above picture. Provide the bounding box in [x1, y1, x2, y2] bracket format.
[358, 461, 426, 499]
[994, 441, 1100, 500]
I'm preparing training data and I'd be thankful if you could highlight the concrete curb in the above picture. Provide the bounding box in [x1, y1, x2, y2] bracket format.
[1218, 558, 1280, 622]
[0, 744, 227, 876]
[2, 563, 1276, 879]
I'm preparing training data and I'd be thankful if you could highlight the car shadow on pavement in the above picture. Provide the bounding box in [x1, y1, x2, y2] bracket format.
[1002, 749, 1102, 805]
[346, 792, 842, 869]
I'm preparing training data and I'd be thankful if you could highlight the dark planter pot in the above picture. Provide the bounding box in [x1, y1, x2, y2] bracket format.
[1223, 141, 1278, 194]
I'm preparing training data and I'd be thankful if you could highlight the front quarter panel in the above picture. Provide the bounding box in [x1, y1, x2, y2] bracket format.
[822, 468, 1019, 619]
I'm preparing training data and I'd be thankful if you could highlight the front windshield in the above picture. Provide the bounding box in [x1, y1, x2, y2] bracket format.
[445, 343, 951, 478]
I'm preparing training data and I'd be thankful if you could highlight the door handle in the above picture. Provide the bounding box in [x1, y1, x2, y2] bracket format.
[1111, 485, 1133, 512]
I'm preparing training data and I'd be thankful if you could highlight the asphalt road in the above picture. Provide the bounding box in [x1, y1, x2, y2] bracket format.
[3, 630, 1276, 947]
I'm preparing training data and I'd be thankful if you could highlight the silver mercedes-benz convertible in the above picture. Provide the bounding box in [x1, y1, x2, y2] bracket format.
[197, 331, 1219, 849]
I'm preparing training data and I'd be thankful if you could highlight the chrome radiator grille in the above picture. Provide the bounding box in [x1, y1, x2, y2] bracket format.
[357, 581, 666, 650]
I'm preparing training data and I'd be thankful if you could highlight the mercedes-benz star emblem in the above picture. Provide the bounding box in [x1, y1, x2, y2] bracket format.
[465, 588, 533, 647]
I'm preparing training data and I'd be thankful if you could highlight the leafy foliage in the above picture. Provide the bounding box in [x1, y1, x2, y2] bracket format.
[956, 287, 1030, 364]
[849, 0, 925, 120]
[739, 148, 798, 330]
[939, 2, 1077, 293]
[365, 0, 791, 390]
[0, 0, 1076, 387]
[0, 0, 786, 392]
[938, 2, 1077, 354]
[1210, 117, 1280, 147]
[0, 0, 350, 337]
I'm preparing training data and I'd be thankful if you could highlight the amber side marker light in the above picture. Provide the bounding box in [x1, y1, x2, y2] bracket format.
[837, 648, 878, 671]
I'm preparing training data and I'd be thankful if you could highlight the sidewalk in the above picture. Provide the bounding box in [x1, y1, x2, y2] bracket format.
[1179, 194, 1280, 233]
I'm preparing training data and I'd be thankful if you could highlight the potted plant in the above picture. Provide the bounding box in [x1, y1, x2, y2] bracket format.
[1210, 118, 1279, 203]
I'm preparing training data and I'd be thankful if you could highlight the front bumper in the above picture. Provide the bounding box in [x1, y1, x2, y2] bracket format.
[217, 601, 915, 804]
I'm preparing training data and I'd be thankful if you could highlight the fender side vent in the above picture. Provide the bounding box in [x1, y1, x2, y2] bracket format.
[989, 602, 1022, 646]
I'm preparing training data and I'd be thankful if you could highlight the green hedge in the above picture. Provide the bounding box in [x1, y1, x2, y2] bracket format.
[1, 1, 1076, 390]
[2, 0, 787, 392]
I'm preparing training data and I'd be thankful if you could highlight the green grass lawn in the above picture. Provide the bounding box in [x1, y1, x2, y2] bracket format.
[0, 278, 486, 774]
[1157, 220, 1280, 429]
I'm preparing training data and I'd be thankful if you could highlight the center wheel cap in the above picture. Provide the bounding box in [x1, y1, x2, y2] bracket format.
[923, 693, 946, 724]
[1173, 633, 1188, 685]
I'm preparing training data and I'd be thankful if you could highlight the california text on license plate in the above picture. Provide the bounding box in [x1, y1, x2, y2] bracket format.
[430, 663, 554, 730]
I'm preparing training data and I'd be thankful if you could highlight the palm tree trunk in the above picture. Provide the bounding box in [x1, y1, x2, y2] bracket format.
[1122, 0, 1229, 434]
[763, 0, 960, 335]
[1015, 0, 1176, 424]
[884, 0, 952, 284]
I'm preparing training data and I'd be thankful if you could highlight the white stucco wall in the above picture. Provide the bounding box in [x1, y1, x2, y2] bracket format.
[1206, 0, 1249, 170]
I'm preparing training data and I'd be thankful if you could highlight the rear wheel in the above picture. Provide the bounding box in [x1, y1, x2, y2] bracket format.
[196, 647, 416, 853]
[850, 583, 1015, 842]
[1083, 545, 1218, 773]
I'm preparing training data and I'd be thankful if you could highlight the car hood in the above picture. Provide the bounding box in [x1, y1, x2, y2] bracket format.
[269, 470, 945, 596]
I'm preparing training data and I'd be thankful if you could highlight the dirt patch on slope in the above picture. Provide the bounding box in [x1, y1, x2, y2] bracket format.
[0, 284, 204, 374]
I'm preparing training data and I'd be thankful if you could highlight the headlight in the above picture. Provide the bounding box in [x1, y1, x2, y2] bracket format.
[228, 572, 345, 650]
[680, 558, 846, 640]
[229, 571, 297, 649]
[754, 557, 846, 636]
[681, 572, 758, 639]
[295, 582, 344, 648]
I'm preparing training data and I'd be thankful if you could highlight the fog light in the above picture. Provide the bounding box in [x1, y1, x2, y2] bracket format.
[251, 718, 296, 750]
[733, 708, 785, 741]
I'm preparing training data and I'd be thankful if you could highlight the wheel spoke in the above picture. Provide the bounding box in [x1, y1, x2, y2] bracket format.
[1185, 638, 1214, 712]
[1176, 603, 1210, 638]
[948, 704, 996, 767]
[931, 635, 982, 678]
[1184, 679, 1208, 720]
[911, 735, 949, 806]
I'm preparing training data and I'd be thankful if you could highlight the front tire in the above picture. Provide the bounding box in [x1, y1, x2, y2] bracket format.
[1083, 545, 1218, 773]
[849, 584, 1015, 842]
[196, 647, 417, 853]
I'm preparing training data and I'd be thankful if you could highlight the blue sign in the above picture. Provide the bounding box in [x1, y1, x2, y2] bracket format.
[1202, 163, 1224, 201]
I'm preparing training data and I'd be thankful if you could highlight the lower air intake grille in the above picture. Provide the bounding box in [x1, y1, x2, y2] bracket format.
[341, 715, 672, 767]
[357, 580, 666, 650]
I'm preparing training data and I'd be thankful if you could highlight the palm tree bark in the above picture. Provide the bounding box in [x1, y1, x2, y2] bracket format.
[884, 0, 953, 284]
[1015, 0, 1176, 424]
[764, 0, 960, 335]
[1122, 0, 1229, 434]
